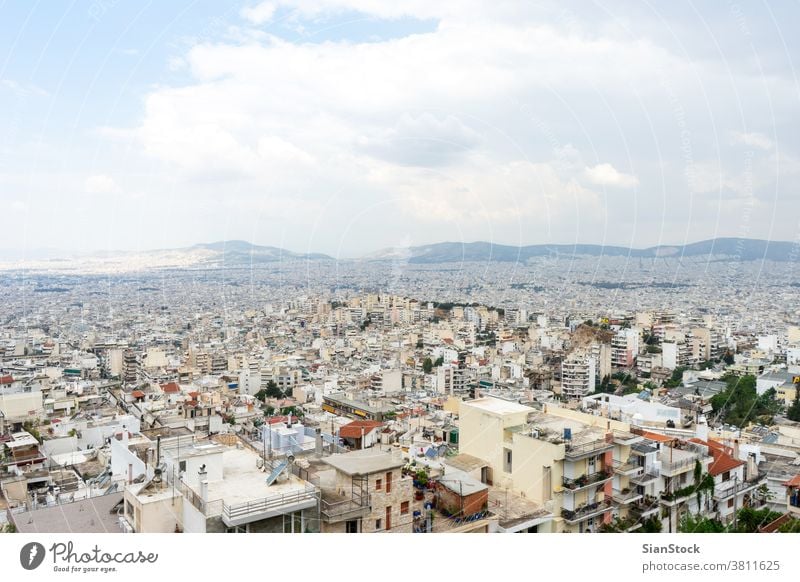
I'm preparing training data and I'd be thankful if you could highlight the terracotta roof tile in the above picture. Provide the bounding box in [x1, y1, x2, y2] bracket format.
[161, 382, 180, 394]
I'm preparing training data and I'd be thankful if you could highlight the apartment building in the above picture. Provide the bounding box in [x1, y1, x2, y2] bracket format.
[122, 436, 319, 533]
[611, 329, 640, 369]
[321, 448, 413, 533]
[458, 397, 644, 532]
[561, 354, 596, 399]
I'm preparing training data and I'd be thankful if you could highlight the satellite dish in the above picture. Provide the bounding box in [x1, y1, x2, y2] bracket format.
[256, 458, 264, 469]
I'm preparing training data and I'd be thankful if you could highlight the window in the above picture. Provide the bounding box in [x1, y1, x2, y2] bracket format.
[386, 471, 393, 493]
[385, 506, 392, 530]
[345, 520, 359, 533]
[722, 471, 730, 482]
[179, 460, 186, 473]
[728, 499, 734, 508]
[401, 501, 410, 515]
[503, 448, 513, 473]
[375, 519, 382, 530]
[376, 478, 382, 491]
[587, 456, 596, 475]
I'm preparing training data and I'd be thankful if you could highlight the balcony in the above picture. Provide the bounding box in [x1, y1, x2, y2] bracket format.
[562, 470, 613, 492]
[630, 470, 659, 486]
[222, 484, 319, 527]
[611, 431, 643, 446]
[564, 439, 614, 461]
[320, 493, 371, 523]
[712, 474, 765, 501]
[613, 459, 644, 477]
[612, 489, 643, 505]
[660, 456, 701, 477]
[561, 499, 613, 524]
[628, 498, 660, 520]
[660, 486, 695, 506]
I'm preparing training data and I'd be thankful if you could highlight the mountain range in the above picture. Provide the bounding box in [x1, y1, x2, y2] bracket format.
[366, 237, 800, 263]
[1, 237, 798, 273]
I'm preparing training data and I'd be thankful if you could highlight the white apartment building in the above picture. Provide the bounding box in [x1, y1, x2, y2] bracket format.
[561, 354, 596, 399]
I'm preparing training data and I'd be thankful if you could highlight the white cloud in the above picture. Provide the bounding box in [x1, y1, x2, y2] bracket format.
[85, 174, 121, 195]
[0, 78, 48, 98]
[584, 163, 638, 188]
[241, 2, 276, 25]
[730, 131, 773, 151]
[88, 3, 796, 250]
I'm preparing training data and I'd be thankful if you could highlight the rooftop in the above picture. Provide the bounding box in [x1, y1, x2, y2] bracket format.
[323, 448, 404, 476]
[205, 446, 313, 508]
[465, 397, 533, 416]
[443, 453, 488, 473]
[12, 493, 124, 534]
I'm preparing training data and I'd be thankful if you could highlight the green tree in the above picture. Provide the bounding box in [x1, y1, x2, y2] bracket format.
[711, 375, 779, 426]
[787, 389, 800, 422]
[422, 357, 433, 374]
[434, 356, 444, 367]
[640, 516, 662, 533]
[665, 366, 687, 389]
[679, 514, 725, 533]
[731, 507, 784, 533]
[265, 380, 283, 399]
[722, 350, 735, 365]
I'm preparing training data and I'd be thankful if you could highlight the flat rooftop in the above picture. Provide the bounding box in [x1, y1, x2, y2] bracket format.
[444, 453, 488, 473]
[323, 448, 404, 476]
[12, 493, 124, 534]
[465, 397, 533, 416]
[206, 447, 314, 507]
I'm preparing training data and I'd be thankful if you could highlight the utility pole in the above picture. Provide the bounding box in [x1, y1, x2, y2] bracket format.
[733, 474, 739, 531]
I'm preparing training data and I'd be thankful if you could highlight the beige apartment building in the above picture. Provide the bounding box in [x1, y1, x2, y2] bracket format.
[458, 397, 647, 532]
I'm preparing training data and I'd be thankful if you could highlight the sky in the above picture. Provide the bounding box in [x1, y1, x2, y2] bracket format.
[1, 0, 799, 258]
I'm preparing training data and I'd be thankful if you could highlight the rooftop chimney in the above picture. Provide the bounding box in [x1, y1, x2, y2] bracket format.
[315, 427, 323, 455]
[746, 452, 758, 481]
[696, 415, 709, 442]
[198, 465, 208, 503]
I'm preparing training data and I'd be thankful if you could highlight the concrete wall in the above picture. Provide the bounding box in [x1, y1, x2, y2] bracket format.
[0, 390, 43, 420]
[182, 499, 207, 533]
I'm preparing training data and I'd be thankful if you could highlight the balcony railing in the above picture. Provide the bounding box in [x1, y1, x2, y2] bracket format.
[564, 439, 614, 460]
[612, 489, 644, 504]
[628, 497, 660, 519]
[630, 470, 659, 485]
[222, 484, 318, 527]
[320, 495, 371, 523]
[562, 471, 613, 491]
[561, 499, 613, 523]
[612, 459, 644, 477]
[713, 474, 765, 501]
[659, 455, 701, 476]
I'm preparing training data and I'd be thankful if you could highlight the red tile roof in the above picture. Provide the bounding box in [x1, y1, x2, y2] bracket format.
[690, 438, 744, 476]
[267, 415, 298, 425]
[339, 420, 383, 439]
[131, 390, 145, 398]
[0, 375, 13, 385]
[161, 382, 180, 394]
[783, 475, 800, 487]
[639, 430, 675, 443]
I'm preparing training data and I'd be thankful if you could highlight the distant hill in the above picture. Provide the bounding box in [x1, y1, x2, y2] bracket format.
[191, 241, 334, 264]
[365, 238, 800, 263]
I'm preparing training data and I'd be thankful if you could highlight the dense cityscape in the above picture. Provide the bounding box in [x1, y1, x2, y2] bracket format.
[1, 245, 799, 534]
